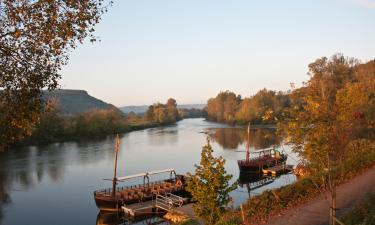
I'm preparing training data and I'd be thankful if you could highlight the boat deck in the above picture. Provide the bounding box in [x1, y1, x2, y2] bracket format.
[121, 193, 186, 218]
[122, 201, 156, 217]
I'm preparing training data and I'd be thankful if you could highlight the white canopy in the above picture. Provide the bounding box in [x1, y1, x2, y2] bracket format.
[116, 168, 176, 181]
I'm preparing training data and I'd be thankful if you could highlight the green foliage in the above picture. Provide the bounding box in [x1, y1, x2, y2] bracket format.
[0, 0, 110, 150]
[186, 140, 237, 225]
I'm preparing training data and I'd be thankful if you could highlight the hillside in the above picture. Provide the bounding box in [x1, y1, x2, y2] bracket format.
[120, 104, 206, 114]
[42, 89, 120, 116]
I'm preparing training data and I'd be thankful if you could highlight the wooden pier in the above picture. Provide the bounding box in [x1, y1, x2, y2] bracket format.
[262, 164, 294, 176]
[121, 193, 186, 218]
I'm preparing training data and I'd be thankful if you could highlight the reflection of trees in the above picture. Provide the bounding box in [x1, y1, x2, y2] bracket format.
[0, 160, 11, 225]
[0, 137, 116, 223]
[252, 129, 281, 149]
[209, 128, 282, 150]
[209, 128, 244, 149]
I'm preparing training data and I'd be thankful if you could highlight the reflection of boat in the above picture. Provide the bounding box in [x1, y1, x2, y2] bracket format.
[96, 211, 168, 225]
[96, 212, 123, 225]
[238, 173, 275, 190]
[93, 136, 188, 212]
[238, 173, 273, 186]
[237, 124, 287, 173]
[238, 173, 276, 197]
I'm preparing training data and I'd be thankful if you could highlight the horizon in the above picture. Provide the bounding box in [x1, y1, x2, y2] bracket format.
[60, 0, 375, 106]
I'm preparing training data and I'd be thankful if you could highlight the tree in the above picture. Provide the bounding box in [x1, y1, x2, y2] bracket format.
[0, 0, 110, 150]
[166, 98, 177, 108]
[206, 91, 239, 124]
[186, 140, 237, 225]
[280, 54, 375, 225]
[143, 99, 180, 125]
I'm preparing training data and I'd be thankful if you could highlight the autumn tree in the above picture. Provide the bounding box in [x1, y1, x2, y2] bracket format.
[186, 140, 237, 225]
[144, 98, 180, 125]
[0, 0, 110, 150]
[206, 89, 289, 125]
[206, 91, 240, 124]
[280, 54, 375, 224]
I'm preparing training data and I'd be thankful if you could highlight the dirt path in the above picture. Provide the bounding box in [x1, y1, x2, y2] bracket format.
[264, 165, 375, 225]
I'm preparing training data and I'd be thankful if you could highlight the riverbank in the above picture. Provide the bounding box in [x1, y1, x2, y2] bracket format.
[216, 140, 375, 225]
[264, 165, 375, 225]
[14, 119, 161, 147]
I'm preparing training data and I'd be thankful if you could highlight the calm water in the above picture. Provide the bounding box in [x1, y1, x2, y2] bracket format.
[0, 118, 298, 225]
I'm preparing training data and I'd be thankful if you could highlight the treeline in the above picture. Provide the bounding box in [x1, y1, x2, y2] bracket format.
[217, 54, 375, 224]
[144, 98, 181, 124]
[205, 89, 290, 125]
[20, 98, 184, 145]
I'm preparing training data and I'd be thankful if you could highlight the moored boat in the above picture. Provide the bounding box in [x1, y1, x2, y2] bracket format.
[93, 135, 189, 212]
[237, 123, 287, 173]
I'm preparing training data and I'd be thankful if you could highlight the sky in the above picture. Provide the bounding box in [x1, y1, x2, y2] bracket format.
[60, 0, 375, 107]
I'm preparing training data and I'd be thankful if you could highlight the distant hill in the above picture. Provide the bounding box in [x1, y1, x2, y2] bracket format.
[120, 104, 206, 114]
[42, 89, 121, 116]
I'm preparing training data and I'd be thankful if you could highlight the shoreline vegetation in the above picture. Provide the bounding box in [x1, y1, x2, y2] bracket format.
[205, 89, 290, 125]
[16, 98, 204, 146]
[8, 54, 375, 224]
[218, 142, 375, 225]
[182, 54, 375, 225]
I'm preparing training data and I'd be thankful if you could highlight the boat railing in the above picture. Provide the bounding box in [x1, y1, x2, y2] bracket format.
[237, 154, 272, 163]
[155, 193, 184, 211]
[94, 179, 183, 196]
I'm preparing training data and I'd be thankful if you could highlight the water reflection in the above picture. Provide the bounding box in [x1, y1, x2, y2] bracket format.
[238, 173, 276, 198]
[0, 118, 296, 225]
[0, 136, 118, 225]
[96, 212, 170, 225]
[208, 128, 282, 150]
[147, 127, 179, 146]
[0, 171, 11, 224]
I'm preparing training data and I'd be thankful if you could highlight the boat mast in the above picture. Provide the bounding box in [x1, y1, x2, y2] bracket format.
[112, 134, 120, 197]
[246, 122, 250, 162]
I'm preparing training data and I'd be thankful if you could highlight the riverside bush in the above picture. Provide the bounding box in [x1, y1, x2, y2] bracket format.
[220, 140, 375, 224]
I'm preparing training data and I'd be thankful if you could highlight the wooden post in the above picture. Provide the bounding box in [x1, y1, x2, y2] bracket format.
[332, 181, 336, 225]
[240, 204, 246, 225]
[246, 122, 250, 163]
[112, 134, 120, 197]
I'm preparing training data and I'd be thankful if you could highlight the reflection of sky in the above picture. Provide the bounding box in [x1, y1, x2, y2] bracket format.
[0, 118, 299, 224]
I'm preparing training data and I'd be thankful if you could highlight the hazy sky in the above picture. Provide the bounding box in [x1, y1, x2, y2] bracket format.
[60, 0, 375, 107]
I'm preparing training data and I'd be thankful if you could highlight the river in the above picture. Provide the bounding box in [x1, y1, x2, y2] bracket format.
[0, 118, 298, 225]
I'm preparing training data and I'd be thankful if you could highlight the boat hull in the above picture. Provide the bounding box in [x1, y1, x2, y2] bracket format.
[237, 155, 287, 173]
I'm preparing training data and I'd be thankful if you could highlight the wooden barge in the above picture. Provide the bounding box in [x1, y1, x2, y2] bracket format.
[237, 123, 287, 173]
[93, 135, 190, 213]
[93, 169, 188, 211]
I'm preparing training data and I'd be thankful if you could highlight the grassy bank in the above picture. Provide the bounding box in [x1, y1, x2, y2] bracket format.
[341, 191, 375, 225]
[217, 140, 375, 225]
